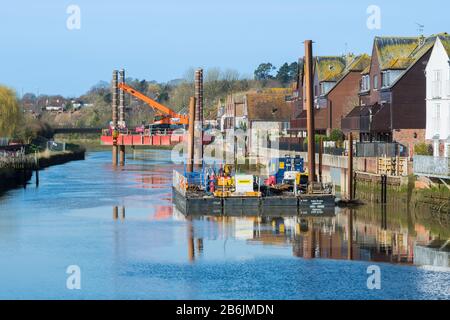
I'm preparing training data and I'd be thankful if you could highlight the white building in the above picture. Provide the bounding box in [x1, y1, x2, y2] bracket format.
[425, 34, 450, 157]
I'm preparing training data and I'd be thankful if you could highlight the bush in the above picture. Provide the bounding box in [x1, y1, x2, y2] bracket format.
[329, 129, 344, 142]
[414, 143, 433, 156]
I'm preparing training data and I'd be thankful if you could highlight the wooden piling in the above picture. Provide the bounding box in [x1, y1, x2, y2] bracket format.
[347, 209, 354, 260]
[347, 133, 354, 201]
[34, 151, 39, 187]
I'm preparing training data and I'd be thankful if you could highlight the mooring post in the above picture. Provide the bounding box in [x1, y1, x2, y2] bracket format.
[304, 40, 316, 186]
[381, 174, 387, 204]
[121, 206, 126, 220]
[347, 133, 354, 201]
[188, 218, 195, 262]
[347, 209, 354, 260]
[187, 97, 196, 173]
[113, 206, 118, 220]
[318, 136, 323, 184]
[34, 150, 39, 187]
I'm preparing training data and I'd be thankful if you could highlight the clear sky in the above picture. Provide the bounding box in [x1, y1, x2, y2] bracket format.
[0, 0, 447, 97]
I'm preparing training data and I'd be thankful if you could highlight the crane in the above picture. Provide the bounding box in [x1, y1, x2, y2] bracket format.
[118, 82, 189, 125]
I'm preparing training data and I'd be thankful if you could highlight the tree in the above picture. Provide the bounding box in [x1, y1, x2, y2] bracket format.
[276, 63, 291, 85]
[288, 62, 298, 82]
[329, 129, 344, 142]
[276, 62, 298, 86]
[254, 63, 276, 81]
[414, 143, 433, 156]
[0, 86, 22, 138]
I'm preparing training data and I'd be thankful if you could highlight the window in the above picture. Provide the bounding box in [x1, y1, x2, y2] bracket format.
[432, 70, 442, 98]
[361, 75, 371, 91]
[373, 75, 378, 89]
[447, 68, 450, 96]
[382, 71, 390, 87]
[434, 103, 441, 135]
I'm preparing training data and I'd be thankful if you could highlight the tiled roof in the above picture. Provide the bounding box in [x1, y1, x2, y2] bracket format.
[315, 56, 347, 82]
[324, 54, 371, 96]
[389, 32, 449, 88]
[374, 36, 420, 70]
[347, 54, 371, 72]
[246, 93, 293, 122]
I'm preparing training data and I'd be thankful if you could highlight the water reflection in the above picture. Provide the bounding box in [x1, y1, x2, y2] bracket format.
[180, 205, 449, 268]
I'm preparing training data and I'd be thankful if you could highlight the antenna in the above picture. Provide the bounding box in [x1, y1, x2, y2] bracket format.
[415, 22, 424, 35]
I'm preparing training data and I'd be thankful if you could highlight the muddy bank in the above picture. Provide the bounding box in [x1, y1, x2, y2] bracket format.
[0, 149, 85, 193]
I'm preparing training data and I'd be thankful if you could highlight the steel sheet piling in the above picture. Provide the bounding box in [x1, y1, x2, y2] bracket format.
[304, 40, 316, 184]
[187, 97, 196, 173]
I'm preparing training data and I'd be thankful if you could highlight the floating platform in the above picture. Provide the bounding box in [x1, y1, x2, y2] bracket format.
[172, 188, 336, 217]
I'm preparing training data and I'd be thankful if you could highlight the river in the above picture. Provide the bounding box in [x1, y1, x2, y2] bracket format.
[0, 150, 449, 299]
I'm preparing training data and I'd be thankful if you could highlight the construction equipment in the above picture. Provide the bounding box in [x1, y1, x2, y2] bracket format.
[118, 82, 189, 126]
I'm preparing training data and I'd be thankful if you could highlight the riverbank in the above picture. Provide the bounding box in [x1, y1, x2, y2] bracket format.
[0, 147, 85, 193]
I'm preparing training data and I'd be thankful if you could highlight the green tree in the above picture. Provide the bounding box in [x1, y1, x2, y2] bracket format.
[0, 86, 22, 138]
[329, 129, 344, 142]
[414, 143, 433, 156]
[276, 63, 291, 85]
[254, 63, 276, 81]
[288, 62, 298, 82]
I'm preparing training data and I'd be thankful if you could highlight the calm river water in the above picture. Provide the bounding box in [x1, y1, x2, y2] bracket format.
[0, 150, 449, 299]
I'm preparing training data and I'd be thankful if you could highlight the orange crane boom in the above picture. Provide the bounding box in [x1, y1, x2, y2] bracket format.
[118, 82, 189, 125]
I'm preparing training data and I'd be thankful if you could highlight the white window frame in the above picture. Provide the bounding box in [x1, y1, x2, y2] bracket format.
[434, 103, 441, 135]
[432, 70, 442, 98]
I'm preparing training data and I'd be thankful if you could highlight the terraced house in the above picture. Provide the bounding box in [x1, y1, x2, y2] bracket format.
[342, 35, 440, 150]
[290, 54, 370, 136]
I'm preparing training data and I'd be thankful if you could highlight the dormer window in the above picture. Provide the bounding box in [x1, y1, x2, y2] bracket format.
[361, 75, 370, 92]
[382, 71, 390, 87]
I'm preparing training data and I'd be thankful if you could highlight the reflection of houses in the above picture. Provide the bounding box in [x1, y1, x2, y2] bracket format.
[424, 33, 450, 157]
[291, 55, 370, 136]
[342, 36, 438, 149]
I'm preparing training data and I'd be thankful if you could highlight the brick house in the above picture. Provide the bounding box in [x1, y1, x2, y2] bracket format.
[342, 36, 436, 150]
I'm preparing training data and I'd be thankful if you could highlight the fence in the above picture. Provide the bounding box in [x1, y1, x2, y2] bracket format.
[413, 155, 450, 178]
[0, 150, 36, 169]
[356, 142, 408, 157]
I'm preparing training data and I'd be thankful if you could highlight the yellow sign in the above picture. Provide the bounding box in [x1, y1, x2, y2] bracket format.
[279, 162, 285, 169]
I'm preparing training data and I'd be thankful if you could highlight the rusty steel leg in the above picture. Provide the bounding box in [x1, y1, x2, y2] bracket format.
[112, 145, 118, 166]
[304, 40, 316, 185]
[119, 145, 125, 166]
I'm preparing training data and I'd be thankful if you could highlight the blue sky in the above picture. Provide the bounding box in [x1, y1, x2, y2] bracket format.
[0, 0, 446, 97]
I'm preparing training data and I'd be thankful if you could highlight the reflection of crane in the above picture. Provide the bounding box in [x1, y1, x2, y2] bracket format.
[118, 82, 189, 125]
